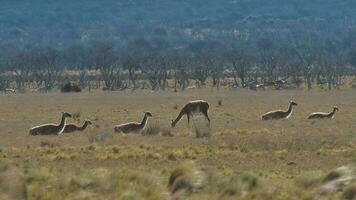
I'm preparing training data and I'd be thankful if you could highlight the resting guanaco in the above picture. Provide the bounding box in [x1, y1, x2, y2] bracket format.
[262, 101, 298, 120]
[29, 112, 72, 136]
[114, 112, 153, 133]
[308, 106, 339, 119]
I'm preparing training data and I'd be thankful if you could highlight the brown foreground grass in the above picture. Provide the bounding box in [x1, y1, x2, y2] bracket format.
[0, 88, 356, 199]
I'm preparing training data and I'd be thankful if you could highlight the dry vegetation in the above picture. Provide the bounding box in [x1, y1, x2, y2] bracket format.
[0, 88, 356, 199]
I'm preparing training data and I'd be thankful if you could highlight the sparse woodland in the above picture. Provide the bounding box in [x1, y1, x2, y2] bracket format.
[0, 0, 356, 92]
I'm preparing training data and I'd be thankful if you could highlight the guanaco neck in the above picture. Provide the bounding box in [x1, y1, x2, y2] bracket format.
[172, 109, 186, 127]
[286, 103, 294, 115]
[58, 114, 67, 134]
[327, 108, 337, 118]
[139, 114, 149, 129]
[79, 122, 90, 131]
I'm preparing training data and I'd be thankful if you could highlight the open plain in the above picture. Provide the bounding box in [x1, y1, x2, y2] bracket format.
[0, 89, 356, 199]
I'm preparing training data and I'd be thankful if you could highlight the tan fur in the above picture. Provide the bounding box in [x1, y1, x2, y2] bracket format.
[114, 112, 152, 133]
[63, 120, 92, 133]
[308, 106, 339, 119]
[262, 101, 298, 120]
[29, 112, 72, 136]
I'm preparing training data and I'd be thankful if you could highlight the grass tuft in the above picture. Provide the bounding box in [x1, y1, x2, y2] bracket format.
[194, 127, 211, 138]
[323, 170, 341, 183]
[0, 164, 8, 173]
[141, 123, 161, 136]
[72, 112, 81, 121]
[40, 141, 56, 148]
[161, 128, 174, 137]
[343, 181, 356, 200]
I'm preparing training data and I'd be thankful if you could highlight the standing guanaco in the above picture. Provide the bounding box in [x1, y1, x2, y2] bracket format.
[171, 100, 210, 128]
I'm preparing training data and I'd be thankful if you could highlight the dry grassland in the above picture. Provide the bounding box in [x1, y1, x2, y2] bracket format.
[0, 89, 355, 199]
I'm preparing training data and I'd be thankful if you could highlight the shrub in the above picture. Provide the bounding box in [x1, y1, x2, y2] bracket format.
[61, 82, 82, 93]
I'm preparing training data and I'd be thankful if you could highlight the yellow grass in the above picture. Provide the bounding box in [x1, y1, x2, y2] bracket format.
[0, 89, 355, 199]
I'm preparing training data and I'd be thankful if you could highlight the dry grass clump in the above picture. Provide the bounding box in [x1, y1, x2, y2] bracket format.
[187, 171, 262, 199]
[218, 177, 241, 198]
[168, 162, 206, 199]
[72, 112, 81, 121]
[194, 127, 211, 138]
[342, 181, 356, 200]
[0, 164, 8, 173]
[141, 123, 161, 136]
[161, 128, 174, 137]
[168, 168, 193, 196]
[173, 104, 179, 110]
[295, 173, 322, 189]
[217, 99, 223, 106]
[40, 140, 57, 148]
[86, 132, 113, 143]
[141, 123, 174, 137]
[18, 166, 166, 200]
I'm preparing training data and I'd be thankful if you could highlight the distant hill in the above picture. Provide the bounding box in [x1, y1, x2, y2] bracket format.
[0, 0, 355, 48]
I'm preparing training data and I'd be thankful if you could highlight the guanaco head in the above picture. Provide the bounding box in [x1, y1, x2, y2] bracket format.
[171, 120, 176, 128]
[144, 111, 153, 117]
[333, 106, 339, 112]
[85, 120, 93, 126]
[29, 129, 37, 136]
[289, 100, 298, 106]
[62, 112, 72, 118]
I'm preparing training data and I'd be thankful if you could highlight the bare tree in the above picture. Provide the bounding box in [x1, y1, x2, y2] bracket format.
[123, 54, 140, 90]
[208, 57, 224, 89]
[140, 54, 169, 90]
[90, 41, 120, 90]
[171, 55, 190, 92]
[9, 50, 40, 90]
[191, 56, 210, 87]
[257, 38, 277, 83]
[33, 47, 62, 91]
[291, 36, 319, 90]
[228, 49, 252, 87]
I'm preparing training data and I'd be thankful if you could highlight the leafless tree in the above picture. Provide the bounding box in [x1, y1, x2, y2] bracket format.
[123, 54, 140, 90]
[140, 54, 169, 90]
[31, 47, 62, 91]
[90, 42, 120, 90]
[9, 50, 40, 90]
[171, 55, 190, 92]
[191, 57, 210, 87]
[228, 49, 252, 87]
